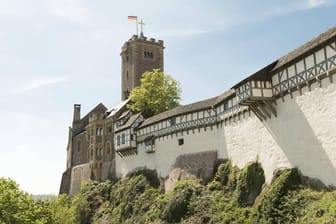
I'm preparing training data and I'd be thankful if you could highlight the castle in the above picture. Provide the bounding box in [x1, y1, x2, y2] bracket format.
[60, 26, 336, 195]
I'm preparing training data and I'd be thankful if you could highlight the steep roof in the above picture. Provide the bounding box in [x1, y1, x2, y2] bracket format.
[72, 103, 107, 135]
[232, 61, 278, 89]
[273, 25, 336, 71]
[214, 89, 236, 105]
[106, 99, 130, 118]
[115, 112, 142, 132]
[139, 96, 218, 128]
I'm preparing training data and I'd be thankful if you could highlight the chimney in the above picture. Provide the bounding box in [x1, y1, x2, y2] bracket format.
[73, 104, 81, 122]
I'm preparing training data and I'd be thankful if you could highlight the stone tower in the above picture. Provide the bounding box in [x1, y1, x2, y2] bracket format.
[120, 34, 164, 100]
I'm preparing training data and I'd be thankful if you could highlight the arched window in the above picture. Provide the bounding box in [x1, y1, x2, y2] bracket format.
[106, 142, 111, 154]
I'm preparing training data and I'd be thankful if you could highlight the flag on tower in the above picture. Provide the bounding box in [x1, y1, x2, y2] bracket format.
[128, 16, 137, 22]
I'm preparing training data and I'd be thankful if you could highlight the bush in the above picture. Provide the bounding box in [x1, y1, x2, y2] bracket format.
[162, 179, 203, 223]
[210, 160, 239, 192]
[235, 161, 265, 206]
[255, 168, 300, 223]
[129, 168, 160, 188]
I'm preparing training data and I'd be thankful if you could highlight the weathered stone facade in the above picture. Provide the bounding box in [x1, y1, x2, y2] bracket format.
[121, 35, 164, 100]
[60, 34, 164, 195]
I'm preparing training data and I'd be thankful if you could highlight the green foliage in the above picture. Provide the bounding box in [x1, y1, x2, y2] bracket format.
[162, 179, 203, 223]
[297, 190, 336, 223]
[127, 69, 182, 118]
[5, 162, 336, 224]
[48, 194, 74, 224]
[128, 168, 161, 188]
[235, 161, 265, 206]
[209, 159, 240, 192]
[0, 177, 47, 224]
[255, 168, 301, 223]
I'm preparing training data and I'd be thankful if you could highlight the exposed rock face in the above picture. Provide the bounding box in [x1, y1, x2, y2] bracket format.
[165, 151, 217, 191]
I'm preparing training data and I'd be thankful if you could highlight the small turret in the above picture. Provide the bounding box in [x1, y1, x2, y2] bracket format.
[73, 104, 81, 122]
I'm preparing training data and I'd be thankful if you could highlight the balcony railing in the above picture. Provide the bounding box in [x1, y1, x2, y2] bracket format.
[236, 80, 273, 104]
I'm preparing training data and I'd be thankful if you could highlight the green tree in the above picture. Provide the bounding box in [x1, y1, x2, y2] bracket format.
[127, 69, 181, 118]
[0, 177, 43, 224]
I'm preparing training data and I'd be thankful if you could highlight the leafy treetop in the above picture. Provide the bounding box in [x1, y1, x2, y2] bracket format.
[127, 69, 182, 118]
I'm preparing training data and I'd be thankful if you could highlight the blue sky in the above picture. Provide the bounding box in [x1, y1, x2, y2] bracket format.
[0, 0, 335, 194]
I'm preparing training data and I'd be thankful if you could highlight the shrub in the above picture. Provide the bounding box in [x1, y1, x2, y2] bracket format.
[162, 179, 203, 223]
[235, 161, 265, 206]
[255, 168, 300, 223]
[129, 168, 160, 188]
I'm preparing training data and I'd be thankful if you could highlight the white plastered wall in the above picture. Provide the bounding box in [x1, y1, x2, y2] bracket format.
[115, 127, 222, 178]
[265, 80, 336, 186]
[223, 78, 336, 185]
[223, 114, 291, 183]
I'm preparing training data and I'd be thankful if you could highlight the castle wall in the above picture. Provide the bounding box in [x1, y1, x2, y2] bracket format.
[222, 76, 336, 185]
[115, 77, 336, 186]
[69, 163, 91, 196]
[223, 113, 291, 183]
[115, 126, 222, 178]
[101, 160, 114, 181]
[265, 80, 336, 186]
[72, 132, 89, 166]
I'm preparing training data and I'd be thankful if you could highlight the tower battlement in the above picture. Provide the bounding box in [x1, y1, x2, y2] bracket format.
[120, 34, 164, 100]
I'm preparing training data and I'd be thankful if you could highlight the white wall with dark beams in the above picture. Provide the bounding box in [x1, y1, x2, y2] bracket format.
[114, 31, 336, 187]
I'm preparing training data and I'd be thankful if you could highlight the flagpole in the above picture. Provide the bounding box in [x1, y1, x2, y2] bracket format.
[136, 18, 138, 36]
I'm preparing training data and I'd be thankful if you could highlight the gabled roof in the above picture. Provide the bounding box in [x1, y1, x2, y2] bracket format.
[273, 25, 336, 71]
[232, 61, 278, 89]
[231, 26, 336, 89]
[139, 96, 218, 128]
[72, 103, 107, 135]
[80, 103, 107, 122]
[106, 99, 130, 118]
[115, 112, 142, 132]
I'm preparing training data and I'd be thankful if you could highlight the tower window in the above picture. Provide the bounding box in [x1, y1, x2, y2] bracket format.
[144, 51, 154, 59]
[126, 71, 129, 80]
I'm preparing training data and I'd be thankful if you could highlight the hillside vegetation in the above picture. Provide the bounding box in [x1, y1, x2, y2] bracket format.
[1, 160, 336, 224]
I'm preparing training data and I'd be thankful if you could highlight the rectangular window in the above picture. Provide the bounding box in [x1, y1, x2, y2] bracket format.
[122, 133, 125, 144]
[170, 117, 176, 126]
[145, 137, 155, 146]
[77, 141, 81, 152]
[117, 135, 120, 146]
[178, 138, 184, 146]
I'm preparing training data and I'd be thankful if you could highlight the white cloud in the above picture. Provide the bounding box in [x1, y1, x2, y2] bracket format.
[308, 0, 330, 8]
[15, 76, 68, 93]
[270, 0, 332, 16]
